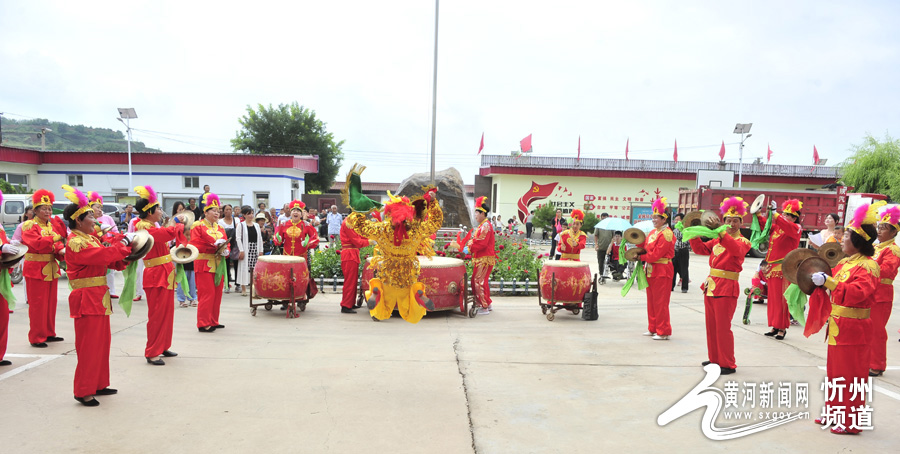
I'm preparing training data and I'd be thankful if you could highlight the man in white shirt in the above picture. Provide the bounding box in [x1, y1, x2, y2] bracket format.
[326, 205, 342, 241]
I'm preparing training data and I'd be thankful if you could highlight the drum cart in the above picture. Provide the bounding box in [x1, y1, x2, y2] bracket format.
[357, 257, 476, 318]
[248, 265, 308, 318]
[538, 272, 598, 321]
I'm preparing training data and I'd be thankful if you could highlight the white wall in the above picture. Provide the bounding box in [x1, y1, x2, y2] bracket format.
[35, 163, 305, 213]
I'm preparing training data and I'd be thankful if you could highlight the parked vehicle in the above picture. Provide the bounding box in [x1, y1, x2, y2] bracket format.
[1, 194, 32, 230]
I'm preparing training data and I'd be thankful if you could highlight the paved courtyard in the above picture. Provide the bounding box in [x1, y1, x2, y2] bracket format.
[1, 250, 898, 453]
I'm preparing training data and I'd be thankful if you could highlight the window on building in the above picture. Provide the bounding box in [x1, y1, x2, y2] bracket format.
[1, 173, 29, 189]
[67, 174, 83, 186]
[184, 176, 200, 189]
[113, 190, 129, 203]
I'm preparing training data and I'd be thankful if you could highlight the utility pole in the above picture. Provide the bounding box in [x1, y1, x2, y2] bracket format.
[428, 0, 439, 185]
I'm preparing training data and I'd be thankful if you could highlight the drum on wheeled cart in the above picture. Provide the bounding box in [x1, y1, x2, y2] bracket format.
[538, 260, 593, 321]
[250, 255, 310, 318]
[359, 256, 475, 317]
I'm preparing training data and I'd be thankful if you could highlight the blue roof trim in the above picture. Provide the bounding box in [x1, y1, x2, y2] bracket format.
[37, 170, 305, 181]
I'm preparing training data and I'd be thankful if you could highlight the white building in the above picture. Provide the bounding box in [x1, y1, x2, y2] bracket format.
[0, 146, 318, 213]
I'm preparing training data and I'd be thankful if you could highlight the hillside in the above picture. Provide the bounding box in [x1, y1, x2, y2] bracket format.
[0, 118, 162, 152]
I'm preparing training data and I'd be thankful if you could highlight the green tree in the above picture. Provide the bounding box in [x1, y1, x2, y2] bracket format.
[840, 133, 900, 201]
[531, 204, 557, 234]
[581, 211, 599, 234]
[231, 102, 344, 192]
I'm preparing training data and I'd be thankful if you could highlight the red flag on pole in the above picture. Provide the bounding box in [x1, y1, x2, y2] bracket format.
[813, 145, 820, 165]
[477, 132, 484, 154]
[577, 136, 581, 161]
[673, 139, 678, 163]
[520, 134, 533, 153]
[718, 141, 726, 160]
[767, 143, 773, 163]
[625, 138, 629, 160]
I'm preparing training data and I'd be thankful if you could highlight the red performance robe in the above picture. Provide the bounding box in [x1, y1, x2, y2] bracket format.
[639, 226, 675, 336]
[690, 231, 751, 369]
[558, 228, 587, 261]
[869, 238, 899, 371]
[189, 219, 227, 329]
[274, 219, 319, 299]
[812, 254, 879, 433]
[0, 230, 11, 361]
[756, 212, 801, 330]
[136, 220, 185, 357]
[20, 217, 67, 344]
[339, 219, 369, 309]
[467, 219, 497, 309]
[65, 230, 129, 398]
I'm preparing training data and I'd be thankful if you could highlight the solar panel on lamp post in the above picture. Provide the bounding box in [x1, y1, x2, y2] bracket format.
[733, 123, 752, 188]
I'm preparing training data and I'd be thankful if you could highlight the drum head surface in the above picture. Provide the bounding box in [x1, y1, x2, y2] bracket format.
[258, 255, 303, 264]
[541, 260, 589, 268]
[419, 256, 464, 268]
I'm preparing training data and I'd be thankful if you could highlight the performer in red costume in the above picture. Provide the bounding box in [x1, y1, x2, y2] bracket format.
[0, 190, 17, 367]
[339, 215, 373, 314]
[868, 203, 899, 377]
[467, 196, 496, 315]
[273, 200, 319, 299]
[61, 185, 131, 407]
[756, 199, 802, 339]
[190, 193, 229, 333]
[689, 197, 752, 375]
[639, 197, 675, 340]
[134, 186, 186, 365]
[808, 203, 879, 435]
[557, 209, 587, 261]
[20, 189, 67, 348]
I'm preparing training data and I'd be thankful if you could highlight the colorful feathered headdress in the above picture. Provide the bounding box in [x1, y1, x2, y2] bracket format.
[570, 209, 585, 223]
[719, 197, 748, 218]
[203, 192, 221, 212]
[384, 191, 414, 225]
[475, 196, 489, 214]
[61, 184, 91, 220]
[846, 202, 878, 241]
[782, 199, 802, 216]
[32, 189, 55, 208]
[878, 201, 900, 230]
[651, 197, 668, 219]
[288, 200, 306, 211]
[133, 186, 159, 212]
[87, 191, 103, 207]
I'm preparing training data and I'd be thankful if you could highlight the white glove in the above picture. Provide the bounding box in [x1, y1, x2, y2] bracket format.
[811, 272, 827, 287]
[220, 247, 229, 256]
[121, 232, 136, 245]
[1, 244, 20, 254]
[769, 200, 777, 210]
[100, 223, 113, 231]
[214, 239, 227, 246]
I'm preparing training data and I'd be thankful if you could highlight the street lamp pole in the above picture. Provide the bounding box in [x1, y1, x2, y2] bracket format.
[733, 123, 752, 188]
[117, 108, 138, 190]
[429, 0, 439, 185]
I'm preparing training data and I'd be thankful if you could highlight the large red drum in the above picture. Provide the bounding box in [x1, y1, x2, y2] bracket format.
[360, 256, 465, 312]
[539, 260, 591, 304]
[253, 255, 310, 300]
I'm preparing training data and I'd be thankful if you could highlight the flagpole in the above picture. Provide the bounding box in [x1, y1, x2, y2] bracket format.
[429, 0, 440, 185]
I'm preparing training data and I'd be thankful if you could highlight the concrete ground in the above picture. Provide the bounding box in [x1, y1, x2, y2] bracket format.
[1, 248, 898, 453]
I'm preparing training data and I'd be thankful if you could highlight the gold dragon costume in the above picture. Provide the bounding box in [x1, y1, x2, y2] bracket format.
[342, 165, 443, 323]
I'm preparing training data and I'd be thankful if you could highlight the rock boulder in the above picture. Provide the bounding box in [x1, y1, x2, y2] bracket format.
[396, 167, 472, 229]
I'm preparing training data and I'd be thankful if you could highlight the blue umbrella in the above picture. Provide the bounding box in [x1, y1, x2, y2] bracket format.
[632, 220, 655, 233]
[596, 217, 632, 231]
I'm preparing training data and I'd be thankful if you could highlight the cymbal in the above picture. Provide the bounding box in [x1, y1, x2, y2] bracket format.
[797, 256, 832, 295]
[170, 244, 199, 264]
[682, 211, 702, 227]
[0, 244, 28, 269]
[783, 248, 818, 285]
[750, 194, 766, 214]
[818, 242, 845, 268]
[624, 227, 646, 245]
[701, 211, 722, 229]
[177, 211, 195, 235]
[125, 230, 155, 262]
[624, 247, 646, 262]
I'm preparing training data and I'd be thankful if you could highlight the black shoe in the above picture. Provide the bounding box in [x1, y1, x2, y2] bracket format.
[31, 342, 48, 348]
[146, 357, 165, 366]
[869, 369, 884, 377]
[46, 336, 64, 342]
[681, 289, 688, 293]
[720, 367, 737, 375]
[162, 350, 178, 357]
[0, 360, 11, 366]
[341, 307, 358, 314]
[214, 324, 225, 329]
[701, 361, 712, 366]
[764, 329, 778, 337]
[74, 396, 100, 407]
[95, 388, 118, 396]
[198, 327, 217, 333]
[775, 330, 786, 340]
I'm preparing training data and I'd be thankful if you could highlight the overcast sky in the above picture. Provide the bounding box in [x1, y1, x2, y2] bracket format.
[2, 1, 898, 184]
